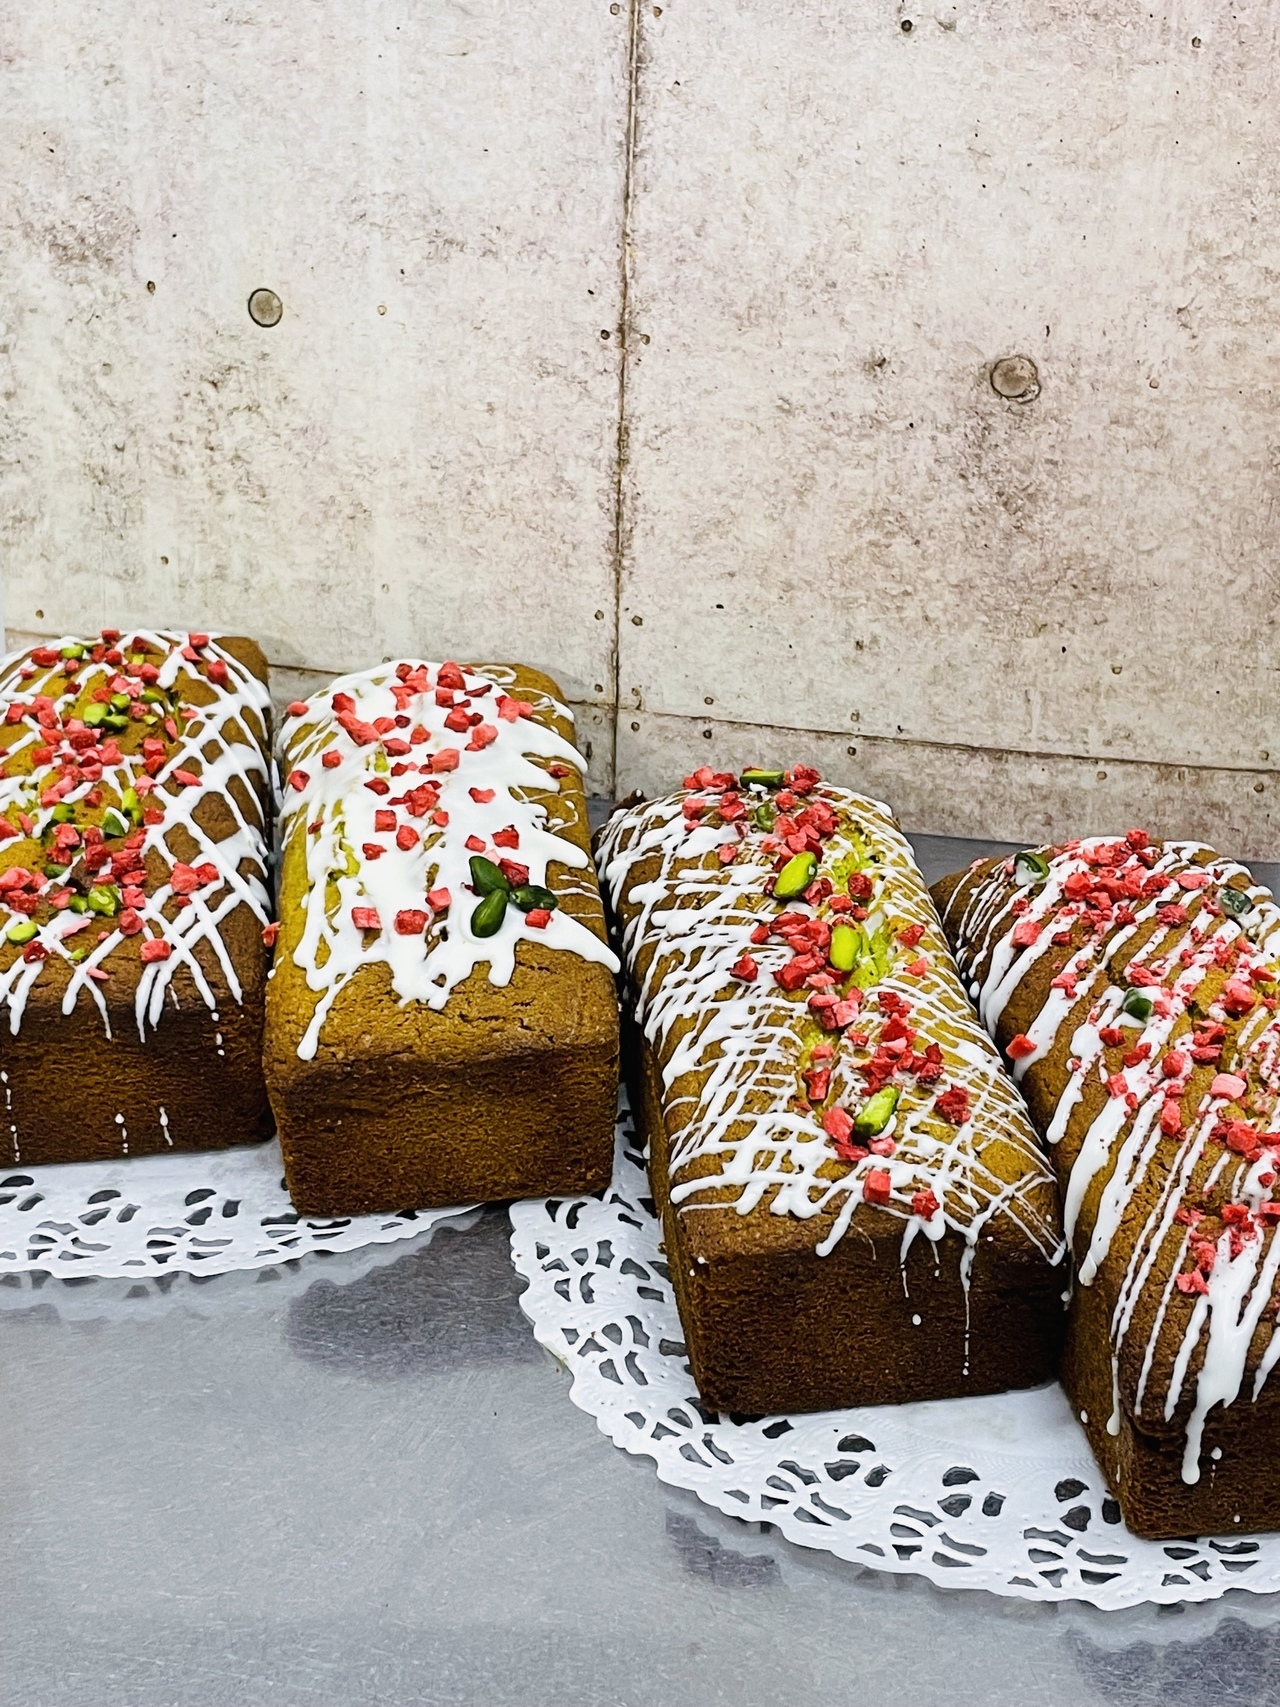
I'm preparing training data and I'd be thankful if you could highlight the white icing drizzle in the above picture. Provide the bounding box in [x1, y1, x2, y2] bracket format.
[0, 632, 272, 1042]
[597, 787, 1064, 1292]
[940, 837, 1280, 1483]
[278, 661, 618, 1060]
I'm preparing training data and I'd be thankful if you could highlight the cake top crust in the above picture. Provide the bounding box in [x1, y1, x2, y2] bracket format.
[275, 659, 618, 1060]
[934, 833, 1280, 1484]
[597, 765, 1064, 1275]
[0, 630, 271, 1040]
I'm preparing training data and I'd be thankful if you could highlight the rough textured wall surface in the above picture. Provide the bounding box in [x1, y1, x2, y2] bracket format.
[1, 0, 628, 787]
[4, 1, 1279, 846]
[616, 0, 1280, 853]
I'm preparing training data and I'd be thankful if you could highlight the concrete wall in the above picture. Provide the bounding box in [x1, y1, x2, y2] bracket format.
[5, 1, 1279, 849]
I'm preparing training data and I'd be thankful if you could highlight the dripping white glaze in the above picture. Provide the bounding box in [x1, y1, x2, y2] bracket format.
[278, 661, 618, 1059]
[0, 632, 272, 1040]
[941, 836, 1280, 1484]
[597, 787, 1064, 1290]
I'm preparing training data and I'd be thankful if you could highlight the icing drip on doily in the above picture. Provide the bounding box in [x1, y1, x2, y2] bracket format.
[942, 836, 1280, 1483]
[596, 780, 1064, 1291]
[0, 632, 271, 1040]
[278, 661, 618, 1059]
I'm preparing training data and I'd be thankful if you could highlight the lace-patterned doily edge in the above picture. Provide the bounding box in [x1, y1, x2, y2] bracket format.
[509, 1221, 1280, 1611]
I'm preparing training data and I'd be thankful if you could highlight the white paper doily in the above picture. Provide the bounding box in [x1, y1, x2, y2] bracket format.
[510, 1096, 1280, 1609]
[0, 1139, 473, 1279]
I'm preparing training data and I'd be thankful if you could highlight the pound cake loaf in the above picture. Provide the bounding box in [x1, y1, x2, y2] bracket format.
[0, 629, 273, 1165]
[595, 764, 1065, 1416]
[264, 659, 619, 1214]
[934, 835, 1280, 1538]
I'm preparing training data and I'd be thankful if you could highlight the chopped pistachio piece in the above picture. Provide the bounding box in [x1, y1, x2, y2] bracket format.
[5, 919, 38, 945]
[1221, 885, 1255, 919]
[469, 855, 509, 896]
[1121, 990, 1153, 1023]
[829, 922, 862, 973]
[513, 883, 558, 913]
[471, 888, 508, 937]
[101, 808, 130, 838]
[87, 885, 120, 916]
[855, 1085, 900, 1138]
[773, 850, 816, 901]
[740, 767, 785, 789]
[1014, 850, 1050, 886]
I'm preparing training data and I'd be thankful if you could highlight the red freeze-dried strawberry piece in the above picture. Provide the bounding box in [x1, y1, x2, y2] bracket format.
[427, 887, 451, 911]
[1176, 1270, 1210, 1295]
[383, 738, 411, 756]
[846, 872, 873, 901]
[863, 1169, 892, 1206]
[139, 938, 171, 963]
[469, 787, 495, 804]
[390, 824, 416, 852]
[173, 769, 201, 788]
[493, 826, 520, 848]
[430, 748, 460, 773]
[206, 659, 229, 687]
[905, 956, 929, 976]
[464, 835, 486, 853]
[1260, 1203, 1280, 1221]
[730, 954, 758, 982]
[1223, 979, 1257, 1017]
[1098, 1026, 1125, 1047]
[287, 769, 309, 793]
[499, 858, 530, 888]
[1160, 1101, 1184, 1137]
[287, 701, 309, 717]
[1006, 1034, 1037, 1060]
[912, 1189, 940, 1220]
[1157, 903, 1188, 927]
[437, 661, 466, 691]
[896, 922, 926, 949]
[466, 723, 498, 751]
[169, 863, 202, 895]
[351, 907, 381, 931]
[749, 923, 769, 945]
[444, 707, 471, 733]
[363, 843, 384, 860]
[934, 1086, 970, 1125]
[525, 908, 551, 929]
[823, 1106, 854, 1144]
[394, 909, 428, 935]
[1011, 917, 1041, 948]
[496, 694, 534, 722]
[1210, 1072, 1248, 1101]
[118, 909, 144, 936]
[804, 1067, 831, 1102]
[373, 809, 395, 833]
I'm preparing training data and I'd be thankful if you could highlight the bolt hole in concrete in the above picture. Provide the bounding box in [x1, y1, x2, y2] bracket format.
[990, 354, 1040, 401]
[247, 288, 283, 328]
[146, 280, 156, 294]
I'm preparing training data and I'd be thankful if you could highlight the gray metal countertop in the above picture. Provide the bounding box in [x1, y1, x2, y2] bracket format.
[4, 835, 1279, 1707]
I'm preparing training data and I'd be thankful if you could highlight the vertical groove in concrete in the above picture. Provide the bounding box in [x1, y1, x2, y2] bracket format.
[606, 0, 644, 796]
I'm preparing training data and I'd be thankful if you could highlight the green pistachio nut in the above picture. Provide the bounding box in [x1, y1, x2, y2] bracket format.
[513, 884, 558, 913]
[101, 807, 130, 839]
[471, 888, 508, 938]
[110, 693, 131, 712]
[740, 767, 785, 789]
[5, 919, 38, 945]
[82, 703, 109, 727]
[773, 850, 817, 901]
[140, 688, 166, 705]
[469, 855, 510, 896]
[103, 713, 130, 732]
[121, 788, 142, 823]
[1221, 885, 1255, 919]
[1014, 850, 1050, 887]
[42, 862, 67, 879]
[854, 1085, 900, 1138]
[1121, 990, 1153, 1023]
[752, 801, 777, 832]
[50, 803, 75, 823]
[59, 644, 86, 660]
[87, 885, 120, 916]
[68, 896, 89, 915]
[829, 922, 862, 973]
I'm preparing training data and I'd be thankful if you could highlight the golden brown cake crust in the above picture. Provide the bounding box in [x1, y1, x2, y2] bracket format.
[264, 660, 618, 1214]
[934, 834, 1280, 1536]
[597, 765, 1065, 1415]
[0, 630, 273, 1165]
